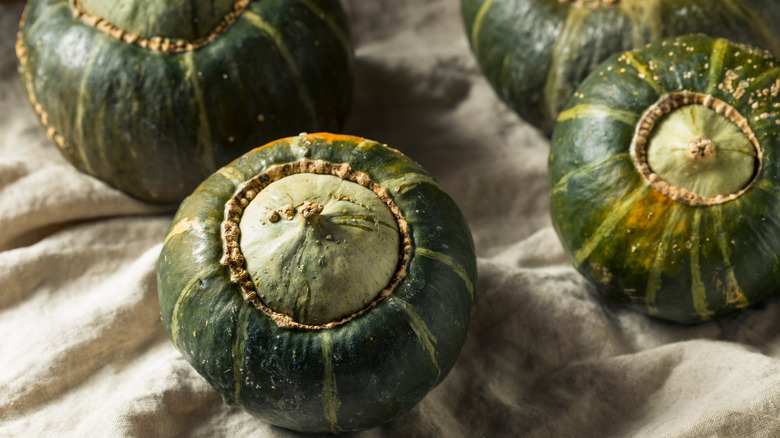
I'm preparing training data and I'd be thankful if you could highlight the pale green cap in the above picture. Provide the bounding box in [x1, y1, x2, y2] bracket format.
[239, 173, 401, 326]
[646, 104, 757, 200]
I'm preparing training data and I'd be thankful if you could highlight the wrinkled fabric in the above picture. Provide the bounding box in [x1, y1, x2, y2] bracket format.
[2, 1, 780, 437]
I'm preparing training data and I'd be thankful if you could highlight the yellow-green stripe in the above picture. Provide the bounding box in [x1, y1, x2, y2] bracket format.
[552, 153, 632, 196]
[320, 331, 341, 434]
[543, 7, 589, 127]
[706, 39, 730, 95]
[573, 185, 649, 267]
[182, 52, 216, 174]
[74, 37, 106, 174]
[232, 303, 251, 402]
[416, 247, 474, 300]
[557, 104, 640, 126]
[622, 51, 664, 94]
[723, 0, 780, 57]
[170, 264, 225, 346]
[645, 203, 684, 314]
[217, 164, 249, 188]
[745, 66, 780, 94]
[243, 10, 318, 126]
[470, 0, 495, 56]
[163, 216, 222, 246]
[25, 1, 68, 36]
[689, 209, 710, 319]
[619, 0, 663, 46]
[381, 172, 443, 195]
[391, 297, 440, 378]
[356, 139, 443, 194]
[297, 0, 353, 63]
[712, 206, 749, 307]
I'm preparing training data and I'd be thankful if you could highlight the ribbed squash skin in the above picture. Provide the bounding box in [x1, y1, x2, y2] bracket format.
[157, 133, 476, 433]
[16, 0, 353, 203]
[549, 35, 780, 324]
[462, 0, 780, 135]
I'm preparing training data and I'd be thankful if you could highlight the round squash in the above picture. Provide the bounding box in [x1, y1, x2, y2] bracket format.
[549, 34, 780, 324]
[461, 0, 780, 135]
[157, 133, 476, 433]
[15, 0, 353, 203]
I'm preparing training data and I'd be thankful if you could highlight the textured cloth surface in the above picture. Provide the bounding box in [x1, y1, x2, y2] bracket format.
[3, 1, 780, 437]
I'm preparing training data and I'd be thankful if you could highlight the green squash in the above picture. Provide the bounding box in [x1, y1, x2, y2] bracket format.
[157, 133, 476, 433]
[461, 0, 780, 135]
[549, 34, 780, 324]
[16, 0, 353, 203]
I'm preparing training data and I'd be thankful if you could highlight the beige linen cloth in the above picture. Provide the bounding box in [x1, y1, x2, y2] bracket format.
[2, 1, 780, 436]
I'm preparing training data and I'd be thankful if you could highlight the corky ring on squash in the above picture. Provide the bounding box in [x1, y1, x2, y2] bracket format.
[461, 0, 780, 135]
[157, 133, 476, 433]
[549, 35, 780, 324]
[15, 0, 353, 203]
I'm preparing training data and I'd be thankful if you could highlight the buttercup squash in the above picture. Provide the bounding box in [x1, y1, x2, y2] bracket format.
[16, 0, 353, 203]
[549, 35, 780, 324]
[157, 133, 476, 432]
[462, 0, 780, 135]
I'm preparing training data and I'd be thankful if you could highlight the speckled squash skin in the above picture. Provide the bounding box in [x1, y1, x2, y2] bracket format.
[461, 0, 780, 135]
[16, 0, 353, 203]
[549, 35, 780, 324]
[157, 133, 476, 433]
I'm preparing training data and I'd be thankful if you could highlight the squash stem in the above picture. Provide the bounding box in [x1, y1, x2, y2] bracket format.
[688, 136, 715, 161]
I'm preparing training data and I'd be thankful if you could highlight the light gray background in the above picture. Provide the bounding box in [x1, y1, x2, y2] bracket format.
[2, 1, 780, 436]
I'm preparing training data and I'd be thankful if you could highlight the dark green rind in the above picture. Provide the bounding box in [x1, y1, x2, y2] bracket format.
[462, 0, 780, 135]
[549, 35, 780, 324]
[157, 134, 476, 432]
[18, 0, 353, 203]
